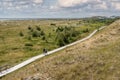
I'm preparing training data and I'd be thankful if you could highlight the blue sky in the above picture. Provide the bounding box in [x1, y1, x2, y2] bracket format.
[0, 0, 120, 18]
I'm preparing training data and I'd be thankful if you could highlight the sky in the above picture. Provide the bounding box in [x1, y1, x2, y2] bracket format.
[0, 0, 120, 18]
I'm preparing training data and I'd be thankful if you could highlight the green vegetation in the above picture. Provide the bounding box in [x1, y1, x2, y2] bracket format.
[1, 19, 120, 80]
[19, 31, 24, 37]
[55, 26, 79, 46]
[0, 18, 117, 70]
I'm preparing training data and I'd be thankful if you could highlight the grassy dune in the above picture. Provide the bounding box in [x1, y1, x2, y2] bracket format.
[1, 20, 120, 80]
[0, 19, 107, 71]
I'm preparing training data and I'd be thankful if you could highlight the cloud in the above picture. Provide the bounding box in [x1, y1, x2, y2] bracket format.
[111, 1, 120, 10]
[51, 0, 109, 12]
[32, 0, 43, 4]
[58, 0, 88, 8]
[0, 0, 44, 11]
[57, 0, 103, 8]
[48, 0, 119, 17]
[89, 1, 108, 10]
[0, 0, 120, 18]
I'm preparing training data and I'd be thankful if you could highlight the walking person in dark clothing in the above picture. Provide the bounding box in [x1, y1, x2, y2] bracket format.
[43, 48, 47, 55]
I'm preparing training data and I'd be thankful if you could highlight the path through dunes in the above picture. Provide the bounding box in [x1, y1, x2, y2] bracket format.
[0, 26, 105, 78]
[1, 20, 120, 80]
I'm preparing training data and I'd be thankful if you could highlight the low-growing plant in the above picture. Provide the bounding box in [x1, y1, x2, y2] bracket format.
[82, 28, 89, 33]
[25, 43, 33, 46]
[28, 26, 32, 30]
[50, 23, 56, 26]
[36, 26, 41, 31]
[19, 31, 24, 37]
[32, 31, 39, 37]
[42, 36, 46, 40]
[49, 33, 51, 37]
[28, 36, 32, 40]
[40, 30, 45, 36]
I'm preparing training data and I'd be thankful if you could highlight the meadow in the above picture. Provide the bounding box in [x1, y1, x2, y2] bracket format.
[0, 18, 116, 71]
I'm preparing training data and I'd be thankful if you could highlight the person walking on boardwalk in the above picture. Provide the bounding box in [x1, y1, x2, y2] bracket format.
[43, 48, 47, 55]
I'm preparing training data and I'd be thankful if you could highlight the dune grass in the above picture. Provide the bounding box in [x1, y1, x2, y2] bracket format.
[0, 20, 120, 80]
[0, 19, 116, 72]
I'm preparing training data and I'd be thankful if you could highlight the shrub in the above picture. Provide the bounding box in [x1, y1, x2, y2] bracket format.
[55, 27, 80, 46]
[32, 31, 39, 37]
[28, 26, 32, 30]
[56, 27, 64, 32]
[28, 36, 32, 40]
[36, 26, 41, 31]
[25, 43, 33, 46]
[45, 40, 48, 43]
[71, 28, 79, 37]
[49, 33, 51, 37]
[30, 28, 33, 32]
[41, 30, 45, 36]
[82, 28, 89, 33]
[50, 23, 56, 26]
[57, 38, 65, 47]
[56, 36, 64, 46]
[19, 31, 24, 37]
[42, 36, 46, 40]
[56, 32, 66, 47]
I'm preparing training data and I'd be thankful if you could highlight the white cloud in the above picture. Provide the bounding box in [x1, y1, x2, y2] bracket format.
[92, 1, 108, 10]
[49, 0, 110, 14]
[49, 0, 109, 13]
[0, 0, 120, 18]
[32, 0, 43, 4]
[58, 0, 88, 7]
[0, 0, 44, 11]
[99, 2, 108, 9]
[57, 0, 106, 8]
[112, 2, 120, 10]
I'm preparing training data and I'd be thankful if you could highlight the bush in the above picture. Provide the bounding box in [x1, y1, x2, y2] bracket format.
[71, 28, 79, 37]
[19, 31, 24, 37]
[32, 31, 39, 37]
[45, 40, 48, 43]
[56, 32, 66, 47]
[28, 26, 32, 30]
[57, 38, 65, 47]
[49, 33, 51, 37]
[50, 23, 56, 26]
[30, 28, 33, 32]
[42, 36, 46, 40]
[82, 28, 89, 33]
[36, 26, 41, 31]
[41, 30, 45, 36]
[55, 27, 80, 46]
[56, 27, 64, 32]
[25, 43, 33, 46]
